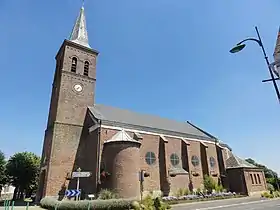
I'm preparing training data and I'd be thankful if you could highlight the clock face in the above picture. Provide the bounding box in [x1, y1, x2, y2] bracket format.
[73, 84, 83, 92]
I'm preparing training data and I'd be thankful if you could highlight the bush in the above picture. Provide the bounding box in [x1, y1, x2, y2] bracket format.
[267, 183, 275, 192]
[214, 184, 224, 193]
[140, 194, 170, 210]
[175, 188, 190, 197]
[203, 175, 216, 193]
[40, 196, 134, 210]
[98, 189, 119, 200]
[273, 191, 280, 198]
[261, 191, 273, 199]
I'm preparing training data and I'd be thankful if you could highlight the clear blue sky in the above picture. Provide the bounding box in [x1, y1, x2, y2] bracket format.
[1, 0, 280, 173]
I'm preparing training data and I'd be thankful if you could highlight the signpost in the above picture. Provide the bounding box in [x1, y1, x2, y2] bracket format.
[71, 168, 92, 200]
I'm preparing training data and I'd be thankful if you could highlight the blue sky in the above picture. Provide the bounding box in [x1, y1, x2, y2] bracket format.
[1, 0, 280, 173]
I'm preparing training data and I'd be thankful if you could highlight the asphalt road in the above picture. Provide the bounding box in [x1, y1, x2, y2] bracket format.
[173, 197, 280, 210]
[1, 197, 280, 210]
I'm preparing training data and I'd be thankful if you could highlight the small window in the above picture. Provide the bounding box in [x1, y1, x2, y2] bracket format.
[170, 153, 180, 166]
[257, 174, 261, 184]
[84, 61, 89, 76]
[145, 152, 156, 165]
[191, 155, 200, 167]
[209, 157, 216, 168]
[250, 174, 254, 184]
[254, 174, 257, 184]
[71, 57, 77, 73]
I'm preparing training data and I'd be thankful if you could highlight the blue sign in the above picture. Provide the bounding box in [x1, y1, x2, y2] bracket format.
[65, 189, 81, 197]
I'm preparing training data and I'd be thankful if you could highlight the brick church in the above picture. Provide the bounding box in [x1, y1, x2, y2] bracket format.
[36, 6, 267, 201]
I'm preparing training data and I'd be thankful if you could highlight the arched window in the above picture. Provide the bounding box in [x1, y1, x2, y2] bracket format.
[71, 57, 77, 73]
[191, 155, 200, 167]
[84, 61, 89, 76]
[170, 153, 180, 166]
[209, 157, 216, 168]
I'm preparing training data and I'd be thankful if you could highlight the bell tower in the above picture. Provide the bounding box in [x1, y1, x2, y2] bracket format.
[37, 5, 99, 200]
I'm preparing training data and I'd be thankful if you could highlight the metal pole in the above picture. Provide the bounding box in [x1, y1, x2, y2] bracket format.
[255, 26, 280, 102]
[140, 170, 143, 203]
[76, 177, 80, 200]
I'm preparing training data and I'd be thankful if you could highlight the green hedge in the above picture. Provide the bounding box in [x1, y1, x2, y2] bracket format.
[40, 197, 135, 210]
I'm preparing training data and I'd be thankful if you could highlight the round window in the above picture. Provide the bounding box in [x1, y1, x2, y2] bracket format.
[209, 157, 216, 168]
[170, 153, 180, 166]
[191, 155, 200, 167]
[145, 152, 156, 165]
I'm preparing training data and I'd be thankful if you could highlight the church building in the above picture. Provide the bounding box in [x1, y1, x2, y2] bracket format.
[36, 6, 267, 201]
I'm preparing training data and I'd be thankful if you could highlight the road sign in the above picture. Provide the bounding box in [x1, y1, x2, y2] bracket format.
[72, 171, 92, 178]
[65, 189, 81, 197]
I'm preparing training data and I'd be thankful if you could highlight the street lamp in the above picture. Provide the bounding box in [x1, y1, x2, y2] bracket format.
[229, 26, 280, 102]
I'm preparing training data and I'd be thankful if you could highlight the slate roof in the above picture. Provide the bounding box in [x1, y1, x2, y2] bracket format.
[226, 154, 257, 169]
[88, 104, 216, 141]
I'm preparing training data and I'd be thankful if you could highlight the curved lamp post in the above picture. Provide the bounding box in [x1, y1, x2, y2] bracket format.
[230, 26, 280, 102]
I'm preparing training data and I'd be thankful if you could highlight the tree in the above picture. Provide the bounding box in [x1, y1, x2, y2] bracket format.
[6, 152, 40, 199]
[0, 150, 8, 193]
[245, 158, 278, 178]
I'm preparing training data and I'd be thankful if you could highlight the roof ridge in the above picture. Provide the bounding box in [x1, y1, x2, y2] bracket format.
[186, 121, 218, 140]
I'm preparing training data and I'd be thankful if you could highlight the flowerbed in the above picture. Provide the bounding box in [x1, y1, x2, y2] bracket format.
[162, 192, 243, 205]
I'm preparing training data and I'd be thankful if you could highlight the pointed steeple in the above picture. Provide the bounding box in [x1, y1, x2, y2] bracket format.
[69, 5, 91, 48]
[273, 26, 280, 60]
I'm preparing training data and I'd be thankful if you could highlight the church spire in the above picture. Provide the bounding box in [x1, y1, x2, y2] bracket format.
[273, 26, 280, 60]
[69, 5, 91, 48]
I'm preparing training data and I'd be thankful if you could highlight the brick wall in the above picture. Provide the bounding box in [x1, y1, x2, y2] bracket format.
[243, 169, 267, 195]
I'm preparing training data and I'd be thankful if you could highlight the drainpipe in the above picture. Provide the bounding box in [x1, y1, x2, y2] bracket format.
[96, 120, 102, 191]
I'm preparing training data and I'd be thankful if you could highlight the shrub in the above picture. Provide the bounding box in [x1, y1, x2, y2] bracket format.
[267, 183, 275, 192]
[274, 191, 280, 197]
[214, 184, 224, 193]
[40, 196, 134, 210]
[261, 191, 272, 198]
[98, 189, 119, 200]
[175, 188, 190, 197]
[140, 193, 170, 210]
[203, 175, 216, 193]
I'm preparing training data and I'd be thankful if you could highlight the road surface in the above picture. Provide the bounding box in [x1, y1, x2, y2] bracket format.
[1, 197, 280, 210]
[173, 197, 280, 210]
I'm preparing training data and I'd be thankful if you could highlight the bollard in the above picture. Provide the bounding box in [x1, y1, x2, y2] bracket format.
[87, 201, 90, 210]
[7, 200, 11, 210]
[54, 203, 58, 210]
[3, 200, 6, 209]
[11, 201, 14, 210]
[24, 198, 33, 210]
[26, 201, 29, 210]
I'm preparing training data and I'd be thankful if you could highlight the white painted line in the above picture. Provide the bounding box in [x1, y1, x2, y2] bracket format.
[194, 199, 268, 210]
[172, 197, 256, 207]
